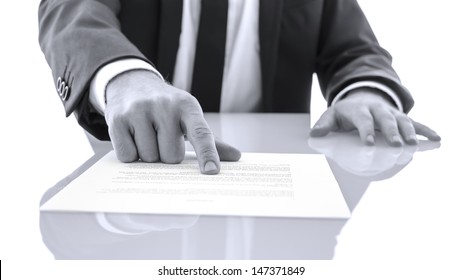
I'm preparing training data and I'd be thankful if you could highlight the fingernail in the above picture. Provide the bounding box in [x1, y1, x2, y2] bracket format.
[366, 135, 375, 145]
[310, 125, 324, 137]
[391, 135, 403, 146]
[431, 133, 441, 142]
[204, 161, 218, 173]
[407, 135, 418, 145]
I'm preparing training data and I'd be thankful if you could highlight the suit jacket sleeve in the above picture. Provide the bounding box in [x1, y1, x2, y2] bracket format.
[38, 0, 153, 140]
[315, 0, 414, 113]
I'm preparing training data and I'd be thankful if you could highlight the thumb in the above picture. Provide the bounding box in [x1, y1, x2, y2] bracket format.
[310, 109, 338, 137]
[215, 138, 241, 161]
[412, 119, 441, 142]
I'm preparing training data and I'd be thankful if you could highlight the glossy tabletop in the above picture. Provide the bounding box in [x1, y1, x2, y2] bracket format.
[39, 113, 446, 260]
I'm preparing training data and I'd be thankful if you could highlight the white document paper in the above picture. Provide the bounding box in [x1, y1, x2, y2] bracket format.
[40, 151, 350, 218]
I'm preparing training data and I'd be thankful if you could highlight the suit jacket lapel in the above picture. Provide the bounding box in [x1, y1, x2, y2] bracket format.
[259, 0, 283, 111]
[157, 0, 183, 82]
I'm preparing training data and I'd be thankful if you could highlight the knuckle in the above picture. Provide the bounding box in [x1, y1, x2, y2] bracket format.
[396, 114, 413, 125]
[380, 119, 397, 130]
[190, 126, 213, 140]
[350, 109, 372, 125]
[176, 91, 194, 104]
[353, 107, 370, 118]
[380, 121, 399, 135]
[112, 140, 138, 162]
[107, 113, 128, 127]
[382, 113, 396, 123]
[155, 94, 174, 109]
[174, 92, 202, 111]
[197, 146, 218, 161]
[155, 91, 196, 117]
[384, 127, 399, 136]
[177, 92, 198, 105]
[372, 107, 393, 120]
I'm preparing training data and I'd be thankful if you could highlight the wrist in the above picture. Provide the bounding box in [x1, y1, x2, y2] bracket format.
[346, 87, 395, 106]
[89, 59, 164, 114]
[105, 69, 166, 105]
[332, 81, 404, 112]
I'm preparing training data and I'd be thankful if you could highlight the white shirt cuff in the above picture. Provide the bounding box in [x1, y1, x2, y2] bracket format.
[89, 58, 164, 115]
[331, 81, 404, 112]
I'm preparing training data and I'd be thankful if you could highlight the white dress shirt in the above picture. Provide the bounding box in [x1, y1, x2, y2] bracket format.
[89, 0, 402, 115]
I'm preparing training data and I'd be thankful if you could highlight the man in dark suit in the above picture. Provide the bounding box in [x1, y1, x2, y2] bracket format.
[38, 0, 440, 174]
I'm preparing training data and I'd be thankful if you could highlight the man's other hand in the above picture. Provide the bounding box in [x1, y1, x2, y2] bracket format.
[105, 70, 241, 174]
[310, 89, 441, 146]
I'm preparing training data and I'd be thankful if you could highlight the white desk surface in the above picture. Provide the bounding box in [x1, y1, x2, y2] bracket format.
[3, 107, 461, 278]
[34, 113, 455, 262]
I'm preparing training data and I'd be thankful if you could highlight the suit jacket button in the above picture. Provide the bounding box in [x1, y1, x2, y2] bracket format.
[56, 77, 62, 91]
[58, 81, 66, 97]
[62, 86, 70, 101]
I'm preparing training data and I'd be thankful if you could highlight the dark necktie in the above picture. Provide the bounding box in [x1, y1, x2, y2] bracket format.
[190, 0, 228, 112]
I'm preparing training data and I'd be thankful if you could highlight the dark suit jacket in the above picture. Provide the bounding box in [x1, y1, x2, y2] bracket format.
[38, 0, 414, 141]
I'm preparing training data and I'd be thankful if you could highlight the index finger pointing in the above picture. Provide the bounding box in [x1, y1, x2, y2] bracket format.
[181, 112, 220, 175]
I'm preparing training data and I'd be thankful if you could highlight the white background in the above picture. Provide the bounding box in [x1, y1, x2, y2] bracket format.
[1, 1, 461, 279]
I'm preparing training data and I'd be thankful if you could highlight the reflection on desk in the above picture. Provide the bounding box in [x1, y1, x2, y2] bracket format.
[38, 114, 440, 259]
